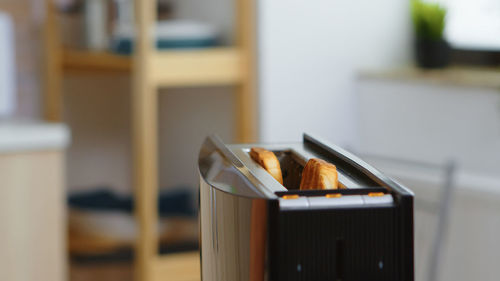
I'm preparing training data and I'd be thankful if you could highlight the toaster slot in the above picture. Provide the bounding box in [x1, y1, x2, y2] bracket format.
[273, 150, 367, 190]
[273, 150, 305, 190]
[240, 146, 387, 192]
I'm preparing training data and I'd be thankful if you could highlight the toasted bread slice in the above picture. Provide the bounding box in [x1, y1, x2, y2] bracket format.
[250, 147, 283, 185]
[299, 158, 338, 190]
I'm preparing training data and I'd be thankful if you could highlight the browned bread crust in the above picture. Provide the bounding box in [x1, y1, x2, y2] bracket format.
[299, 158, 338, 190]
[249, 147, 283, 185]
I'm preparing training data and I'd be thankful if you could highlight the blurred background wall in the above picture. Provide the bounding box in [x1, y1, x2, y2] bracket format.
[66, 0, 413, 194]
[3, 0, 413, 195]
[259, 0, 412, 146]
[0, 0, 43, 118]
[0, 0, 236, 195]
[64, 0, 236, 194]
[2, 0, 500, 280]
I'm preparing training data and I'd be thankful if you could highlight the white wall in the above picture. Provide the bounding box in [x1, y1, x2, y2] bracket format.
[357, 78, 500, 178]
[258, 0, 412, 147]
[0, 12, 16, 117]
[0, 0, 43, 119]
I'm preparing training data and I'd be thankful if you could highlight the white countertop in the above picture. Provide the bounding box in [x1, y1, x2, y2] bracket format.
[0, 120, 70, 153]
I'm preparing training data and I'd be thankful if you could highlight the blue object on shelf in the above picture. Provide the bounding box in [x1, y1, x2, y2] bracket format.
[68, 187, 196, 217]
[111, 37, 218, 55]
[111, 19, 219, 55]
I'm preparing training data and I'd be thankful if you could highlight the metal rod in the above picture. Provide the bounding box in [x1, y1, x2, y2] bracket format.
[427, 160, 456, 281]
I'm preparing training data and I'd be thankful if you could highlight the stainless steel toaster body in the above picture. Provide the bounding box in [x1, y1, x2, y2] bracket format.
[198, 134, 414, 281]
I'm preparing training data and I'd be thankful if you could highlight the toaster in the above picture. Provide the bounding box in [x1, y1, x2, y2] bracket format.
[198, 133, 414, 281]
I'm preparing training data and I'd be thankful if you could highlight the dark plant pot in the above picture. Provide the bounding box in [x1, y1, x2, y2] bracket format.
[415, 38, 450, 69]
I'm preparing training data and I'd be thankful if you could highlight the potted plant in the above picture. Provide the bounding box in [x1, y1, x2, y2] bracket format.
[411, 0, 449, 68]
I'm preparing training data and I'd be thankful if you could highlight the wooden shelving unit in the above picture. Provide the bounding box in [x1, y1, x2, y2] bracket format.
[43, 0, 257, 280]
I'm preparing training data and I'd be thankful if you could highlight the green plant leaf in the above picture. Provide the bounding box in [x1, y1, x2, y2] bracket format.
[411, 0, 446, 41]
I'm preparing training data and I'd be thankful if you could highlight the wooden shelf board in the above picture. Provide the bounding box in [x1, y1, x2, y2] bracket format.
[62, 48, 243, 87]
[150, 47, 243, 87]
[151, 251, 201, 281]
[62, 49, 131, 72]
